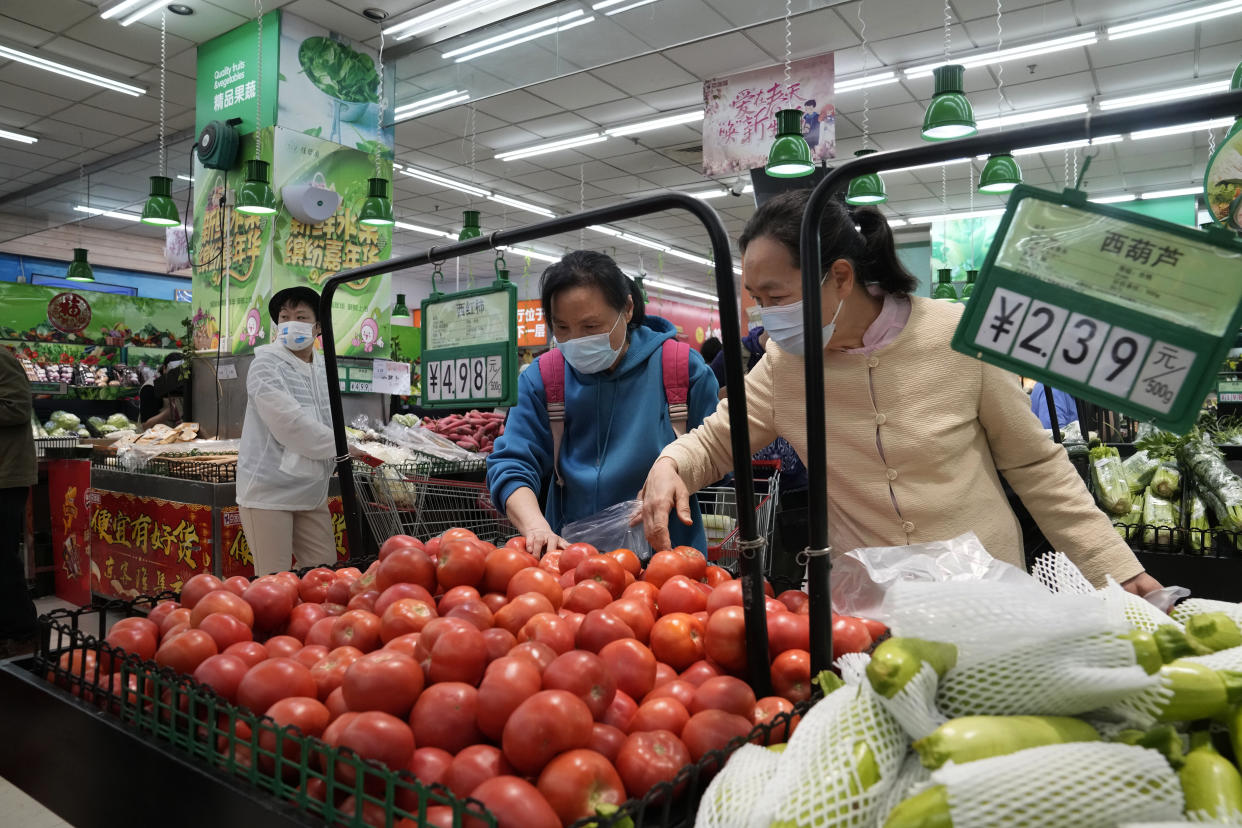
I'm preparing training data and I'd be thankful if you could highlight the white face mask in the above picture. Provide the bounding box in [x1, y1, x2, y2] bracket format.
[759, 292, 845, 357]
[277, 320, 315, 351]
[554, 313, 625, 374]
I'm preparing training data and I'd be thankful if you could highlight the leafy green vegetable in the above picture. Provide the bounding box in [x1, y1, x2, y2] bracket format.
[298, 37, 379, 103]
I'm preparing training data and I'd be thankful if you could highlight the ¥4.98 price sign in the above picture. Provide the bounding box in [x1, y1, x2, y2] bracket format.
[420, 280, 518, 408]
[952, 187, 1242, 433]
[424, 355, 503, 403]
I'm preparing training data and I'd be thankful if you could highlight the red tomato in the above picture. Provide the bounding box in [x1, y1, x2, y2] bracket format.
[645, 679, 697, 709]
[705, 579, 745, 614]
[658, 575, 708, 616]
[542, 650, 616, 719]
[483, 547, 538, 594]
[320, 602, 348, 617]
[155, 628, 217, 674]
[504, 535, 528, 551]
[600, 639, 657, 701]
[197, 612, 253, 651]
[832, 615, 873, 659]
[643, 547, 706, 588]
[309, 645, 363, 700]
[383, 633, 421, 659]
[325, 687, 349, 720]
[518, 612, 575, 654]
[776, 589, 809, 614]
[105, 624, 157, 662]
[189, 590, 254, 630]
[481, 627, 517, 662]
[347, 590, 381, 614]
[615, 729, 691, 798]
[223, 640, 268, 668]
[680, 660, 724, 687]
[559, 609, 585, 639]
[537, 749, 627, 827]
[753, 696, 799, 744]
[180, 573, 223, 609]
[508, 640, 558, 674]
[261, 696, 330, 764]
[325, 577, 356, 606]
[221, 575, 250, 596]
[575, 556, 626, 599]
[441, 527, 478, 542]
[286, 603, 327, 642]
[292, 644, 328, 669]
[557, 569, 576, 589]
[493, 592, 556, 636]
[608, 548, 642, 577]
[653, 662, 678, 689]
[558, 542, 597, 574]
[146, 600, 182, 630]
[421, 619, 488, 686]
[476, 655, 543, 741]
[408, 746, 453, 787]
[587, 722, 627, 765]
[601, 688, 638, 732]
[630, 697, 690, 735]
[704, 606, 748, 674]
[299, 568, 336, 604]
[236, 658, 316, 715]
[605, 598, 655, 643]
[446, 744, 512, 799]
[263, 635, 303, 660]
[374, 583, 436, 617]
[506, 568, 563, 609]
[466, 776, 560, 828]
[446, 600, 494, 631]
[334, 710, 416, 783]
[409, 682, 482, 754]
[858, 616, 888, 639]
[704, 566, 732, 587]
[423, 536, 442, 563]
[436, 585, 480, 614]
[691, 675, 757, 718]
[481, 592, 508, 614]
[243, 577, 297, 632]
[377, 547, 437, 593]
[437, 537, 488, 590]
[305, 616, 338, 648]
[380, 599, 437, 642]
[538, 549, 561, 572]
[650, 612, 706, 671]
[562, 581, 614, 614]
[575, 609, 635, 653]
[192, 654, 249, 703]
[622, 581, 660, 612]
[110, 615, 159, 641]
[331, 610, 382, 652]
[342, 650, 424, 717]
[767, 610, 810, 656]
[502, 689, 594, 775]
[379, 534, 424, 560]
[771, 649, 812, 703]
[681, 709, 754, 762]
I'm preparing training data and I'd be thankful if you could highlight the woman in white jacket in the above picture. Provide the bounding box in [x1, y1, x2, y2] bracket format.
[236, 286, 340, 575]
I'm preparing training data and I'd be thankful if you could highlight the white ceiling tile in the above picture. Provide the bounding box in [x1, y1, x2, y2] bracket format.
[533, 19, 653, 71]
[472, 89, 564, 125]
[1089, 31, 1196, 70]
[576, 97, 660, 125]
[476, 124, 543, 151]
[608, 0, 732, 50]
[662, 32, 771, 80]
[589, 54, 697, 97]
[636, 82, 701, 112]
[519, 111, 600, 139]
[0, 15, 59, 48]
[527, 73, 628, 110]
[62, 17, 196, 68]
[282, 0, 379, 42]
[5, 0, 97, 35]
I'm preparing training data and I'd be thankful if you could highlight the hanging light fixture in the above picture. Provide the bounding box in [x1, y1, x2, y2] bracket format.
[922, 2, 976, 141]
[236, 2, 277, 216]
[392, 293, 410, 318]
[359, 24, 395, 227]
[846, 3, 887, 205]
[142, 13, 179, 227]
[66, 247, 95, 282]
[977, 0, 1021, 192]
[765, 0, 813, 178]
[459, 209, 482, 240]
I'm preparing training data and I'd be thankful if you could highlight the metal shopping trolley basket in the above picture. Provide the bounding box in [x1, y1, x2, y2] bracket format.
[697, 459, 781, 575]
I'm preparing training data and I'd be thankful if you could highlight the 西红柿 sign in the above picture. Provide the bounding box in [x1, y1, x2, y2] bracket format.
[195, 10, 280, 138]
[421, 281, 518, 408]
[952, 186, 1242, 433]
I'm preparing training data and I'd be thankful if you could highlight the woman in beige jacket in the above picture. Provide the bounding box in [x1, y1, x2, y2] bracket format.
[640, 190, 1159, 593]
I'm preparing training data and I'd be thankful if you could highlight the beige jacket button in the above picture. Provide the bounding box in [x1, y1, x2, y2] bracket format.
[886, 468, 898, 480]
[901, 521, 915, 533]
[867, 356, 880, 368]
[875, 413, 887, 425]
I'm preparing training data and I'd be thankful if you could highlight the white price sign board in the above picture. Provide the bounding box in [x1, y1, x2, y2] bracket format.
[370, 359, 411, 395]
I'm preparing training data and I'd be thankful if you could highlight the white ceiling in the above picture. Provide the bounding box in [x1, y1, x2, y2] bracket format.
[0, 0, 1238, 299]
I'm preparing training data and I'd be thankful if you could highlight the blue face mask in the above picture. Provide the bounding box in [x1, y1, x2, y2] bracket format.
[554, 313, 625, 374]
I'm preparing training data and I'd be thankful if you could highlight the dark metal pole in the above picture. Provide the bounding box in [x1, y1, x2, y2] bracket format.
[317, 193, 771, 692]
[1044, 383, 1062, 445]
[798, 90, 1242, 676]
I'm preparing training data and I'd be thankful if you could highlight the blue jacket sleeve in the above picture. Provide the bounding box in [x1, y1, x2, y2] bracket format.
[1055, 390, 1080, 429]
[486, 364, 555, 516]
[686, 349, 720, 430]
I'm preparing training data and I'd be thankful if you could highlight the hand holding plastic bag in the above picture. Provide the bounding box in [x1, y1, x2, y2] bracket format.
[561, 500, 652, 561]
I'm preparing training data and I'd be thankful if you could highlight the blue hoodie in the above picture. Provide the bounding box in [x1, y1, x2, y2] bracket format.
[487, 316, 719, 551]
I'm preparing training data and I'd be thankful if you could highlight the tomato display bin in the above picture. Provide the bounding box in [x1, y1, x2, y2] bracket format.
[13, 593, 497, 828]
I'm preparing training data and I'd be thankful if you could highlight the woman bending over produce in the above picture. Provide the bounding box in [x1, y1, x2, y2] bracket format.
[487, 251, 719, 557]
[640, 191, 1159, 593]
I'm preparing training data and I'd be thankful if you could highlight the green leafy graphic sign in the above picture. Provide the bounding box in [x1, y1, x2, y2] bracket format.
[0, 283, 186, 349]
[930, 215, 1002, 284]
[194, 10, 279, 138]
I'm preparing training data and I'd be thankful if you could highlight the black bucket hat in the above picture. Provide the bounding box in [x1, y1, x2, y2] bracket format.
[268, 285, 321, 323]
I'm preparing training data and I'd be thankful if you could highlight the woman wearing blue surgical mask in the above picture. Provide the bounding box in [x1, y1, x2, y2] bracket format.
[640, 190, 1162, 597]
[486, 251, 719, 557]
[236, 285, 342, 575]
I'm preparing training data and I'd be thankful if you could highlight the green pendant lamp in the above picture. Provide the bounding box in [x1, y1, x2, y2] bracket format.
[978, 153, 1022, 194]
[66, 248, 95, 282]
[392, 293, 409, 318]
[766, 109, 815, 178]
[845, 149, 887, 205]
[237, 159, 278, 215]
[359, 177, 395, 226]
[459, 209, 481, 241]
[922, 65, 977, 141]
[141, 175, 180, 226]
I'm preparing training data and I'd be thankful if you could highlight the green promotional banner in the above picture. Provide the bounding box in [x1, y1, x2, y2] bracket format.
[190, 130, 276, 355]
[271, 126, 392, 358]
[930, 215, 1003, 284]
[195, 10, 280, 139]
[1205, 122, 1242, 226]
[0, 282, 186, 349]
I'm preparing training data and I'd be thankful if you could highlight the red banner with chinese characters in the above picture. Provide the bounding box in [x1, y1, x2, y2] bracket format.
[48, 459, 91, 605]
[87, 490, 214, 599]
[516, 300, 548, 348]
[220, 497, 350, 579]
[647, 297, 721, 347]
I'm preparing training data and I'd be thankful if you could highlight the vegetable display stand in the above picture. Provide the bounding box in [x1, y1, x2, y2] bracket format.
[698, 460, 782, 575]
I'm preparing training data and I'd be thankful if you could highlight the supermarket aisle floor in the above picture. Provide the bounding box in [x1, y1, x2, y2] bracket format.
[0, 777, 72, 828]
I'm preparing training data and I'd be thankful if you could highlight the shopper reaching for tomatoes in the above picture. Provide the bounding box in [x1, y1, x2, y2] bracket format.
[640, 191, 1161, 596]
[486, 251, 719, 557]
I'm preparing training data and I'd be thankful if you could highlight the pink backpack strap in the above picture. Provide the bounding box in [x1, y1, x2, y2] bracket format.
[661, 339, 691, 437]
[537, 350, 567, 488]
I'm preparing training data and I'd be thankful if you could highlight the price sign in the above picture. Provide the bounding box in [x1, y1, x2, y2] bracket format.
[516, 300, 549, 347]
[371, 359, 411, 395]
[952, 186, 1242, 433]
[420, 279, 518, 408]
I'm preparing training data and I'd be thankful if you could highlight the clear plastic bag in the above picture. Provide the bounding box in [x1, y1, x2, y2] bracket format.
[560, 500, 651, 561]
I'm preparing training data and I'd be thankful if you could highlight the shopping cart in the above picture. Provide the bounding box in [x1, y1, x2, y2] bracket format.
[696, 459, 781, 575]
[354, 457, 515, 546]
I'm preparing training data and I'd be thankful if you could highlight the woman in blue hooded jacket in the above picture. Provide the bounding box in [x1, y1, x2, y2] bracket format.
[486, 251, 719, 557]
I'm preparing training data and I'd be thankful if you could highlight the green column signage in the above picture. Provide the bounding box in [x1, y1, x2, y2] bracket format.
[952, 186, 1242, 433]
[195, 10, 280, 138]
[420, 279, 518, 408]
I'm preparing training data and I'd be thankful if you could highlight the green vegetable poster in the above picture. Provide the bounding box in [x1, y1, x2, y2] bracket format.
[194, 10, 280, 140]
[1205, 123, 1242, 226]
[271, 126, 393, 358]
[0, 283, 187, 348]
[930, 215, 1002, 283]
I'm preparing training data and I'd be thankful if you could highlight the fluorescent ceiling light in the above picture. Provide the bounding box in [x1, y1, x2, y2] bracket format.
[606, 110, 703, 137]
[385, 0, 517, 40]
[0, 44, 143, 96]
[976, 103, 1089, 132]
[177, 174, 193, 182]
[501, 245, 562, 264]
[1130, 117, 1236, 140]
[1010, 135, 1122, 156]
[445, 10, 592, 62]
[394, 221, 458, 240]
[887, 157, 973, 174]
[1141, 187, 1203, 200]
[0, 128, 37, 144]
[904, 32, 1097, 79]
[495, 133, 607, 161]
[590, 225, 622, 237]
[644, 278, 718, 303]
[616, 232, 671, 252]
[75, 205, 140, 221]
[688, 189, 729, 200]
[1108, 0, 1242, 39]
[487, 193, 555, 217]
[100, 0, 148, 20]
[835, 71, 899, 93]
[393, 92, 471, 123]
[664, 248, 714, 266]
[887, 218, 909, 227]
[395, 89, 468, 114]
[1099, 80, 1229, 111]
[907, 208, 1007, 224]
[601, 0, 658, 15]
[1090, 193, 1137, 203]
[398, 166, 491, 198]
[120, 0, 168, 26]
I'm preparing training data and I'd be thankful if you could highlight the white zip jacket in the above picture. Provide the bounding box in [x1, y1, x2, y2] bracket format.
[236, 344, 338, 510]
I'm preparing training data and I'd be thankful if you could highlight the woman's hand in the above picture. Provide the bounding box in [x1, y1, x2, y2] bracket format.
[524, 521, 567, 559]
[503, 487, 565, 558]
[1121, 571, 1164, 597]
[640, 457, 691, 552]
